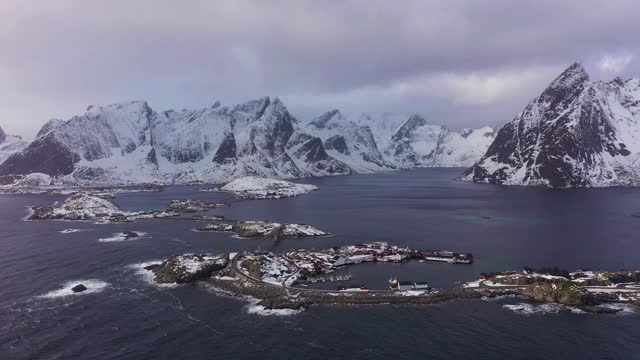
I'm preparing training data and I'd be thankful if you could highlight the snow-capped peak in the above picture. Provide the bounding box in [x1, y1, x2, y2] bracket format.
[464, 61, 640, 188]
[546, 61, 589, 93]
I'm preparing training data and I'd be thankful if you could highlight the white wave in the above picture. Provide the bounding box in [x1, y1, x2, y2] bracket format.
[37, 279, 110, 299]
[59, 228, 85, 234]
[599, 303, 637, 315]
[127, 261, 178, 288]
[481, 294, 524, 302]
[99, 231, 147, 242]
[245, 303, 304, 316]
[502, 302, 585, 315]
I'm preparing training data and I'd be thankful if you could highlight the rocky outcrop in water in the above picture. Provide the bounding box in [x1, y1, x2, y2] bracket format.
[523, 282, 597, 306]
[146, 254, 229, 284]
[196, 221, 329, 239]
[167, 199, 225, 212]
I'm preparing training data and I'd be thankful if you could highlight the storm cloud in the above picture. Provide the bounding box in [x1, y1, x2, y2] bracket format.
[1, 0, 639, 137]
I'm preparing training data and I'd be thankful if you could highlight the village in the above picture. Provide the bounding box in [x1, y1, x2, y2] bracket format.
[238, 241, 473, 290]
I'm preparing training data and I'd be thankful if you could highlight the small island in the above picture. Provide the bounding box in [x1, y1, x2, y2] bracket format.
[207, 176, 318, 199]
[195, 220, 329, 239]
[27, 193, 174, 222]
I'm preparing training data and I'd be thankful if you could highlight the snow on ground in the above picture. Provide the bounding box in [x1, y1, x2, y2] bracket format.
[462, 280, 481, 288]
[51, 193, 127, 219]
[175, 254, 228, 274]
[220, 176, 317, 199]
[280, 224, 329, 237]
[37, 279, 110, 299]
[398, 290, 428, 296]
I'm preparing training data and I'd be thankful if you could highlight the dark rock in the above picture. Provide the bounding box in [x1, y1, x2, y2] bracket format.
[0, 133, 78, 176]
[146, 148, 158, 165]
[324, 135, 350, 155]
[71, 284, 87, 293]
[122, 231, 139, 239]
[212, 132, 237, 164]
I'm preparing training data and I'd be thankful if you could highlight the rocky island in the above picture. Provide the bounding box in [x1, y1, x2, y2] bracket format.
[196, 220, 329, 239]
[142, 244, 640, 314]
[27, 192, 174, 222]
[213, 176, 318, 199]
[167, 199, 226, 212]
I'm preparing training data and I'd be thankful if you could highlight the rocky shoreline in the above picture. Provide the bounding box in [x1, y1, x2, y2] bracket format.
[195, 220, 329, 239]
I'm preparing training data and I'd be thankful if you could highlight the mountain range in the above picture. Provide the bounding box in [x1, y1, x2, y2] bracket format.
[0, 98, 495, 186]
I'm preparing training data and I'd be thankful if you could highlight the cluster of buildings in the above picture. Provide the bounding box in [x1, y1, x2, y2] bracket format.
[242, 242, 472, 289]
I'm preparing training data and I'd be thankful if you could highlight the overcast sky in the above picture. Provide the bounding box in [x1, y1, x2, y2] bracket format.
[1, 0, 639, 138]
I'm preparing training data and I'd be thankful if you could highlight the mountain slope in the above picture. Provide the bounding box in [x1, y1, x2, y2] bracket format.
[463, 62, 640, 188]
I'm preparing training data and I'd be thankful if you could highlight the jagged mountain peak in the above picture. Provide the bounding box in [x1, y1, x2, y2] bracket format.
[308, 109, 344, 129]
[463, 62, 640, 188]
[0, 126, 5, 143]
[546, 61, 589, 92]
[391, 113, 429, 142]
[231, 96, 272, 119]
[86, 100, 151, 116]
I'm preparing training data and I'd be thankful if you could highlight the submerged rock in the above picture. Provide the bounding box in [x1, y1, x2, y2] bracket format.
[122, 231, 140, 240]
[71, 284, 87, 293]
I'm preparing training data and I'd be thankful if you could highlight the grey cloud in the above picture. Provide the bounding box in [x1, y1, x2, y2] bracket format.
[1, 0, 639, 137]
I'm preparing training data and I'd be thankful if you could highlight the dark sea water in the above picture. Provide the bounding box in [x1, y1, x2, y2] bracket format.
[1, 168, 640, 359]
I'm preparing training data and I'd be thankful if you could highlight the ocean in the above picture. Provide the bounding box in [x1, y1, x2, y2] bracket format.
[1, 168, 639, 359]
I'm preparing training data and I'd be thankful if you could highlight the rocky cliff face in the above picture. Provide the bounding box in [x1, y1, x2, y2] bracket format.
[463, 62, 640, 188]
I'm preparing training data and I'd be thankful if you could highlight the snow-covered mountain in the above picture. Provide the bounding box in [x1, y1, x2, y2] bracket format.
[305, 110, 388, 173]
[0, 98, 351, 185]
[463, 62, 640, 188]
[0, 97, 494, 186]
[382, 114, 495, 168]
[0, 126, 29, 165]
